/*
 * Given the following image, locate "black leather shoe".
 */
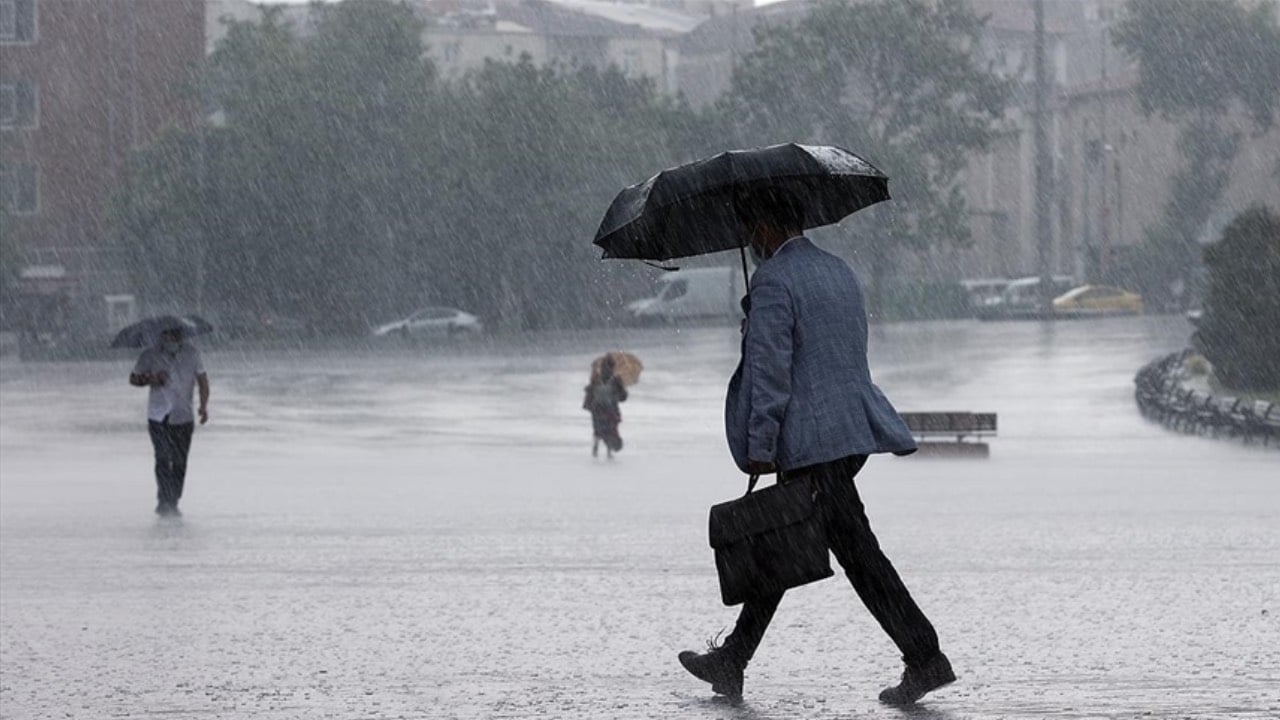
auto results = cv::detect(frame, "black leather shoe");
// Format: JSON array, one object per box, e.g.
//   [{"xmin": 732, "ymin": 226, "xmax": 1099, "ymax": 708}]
[
  {"xmin": 879, "ymin": 652, "xmax": 955, "ymax": 705},
  {"xmin": 678, "ymin": 648, "xmax": 744, "ymax": 699}
]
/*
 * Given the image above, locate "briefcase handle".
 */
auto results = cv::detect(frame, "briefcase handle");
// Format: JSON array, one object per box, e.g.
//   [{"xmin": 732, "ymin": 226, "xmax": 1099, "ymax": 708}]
[{"xmin": 747, "ymin": 468, "xmax": 805, "ymax": 495}]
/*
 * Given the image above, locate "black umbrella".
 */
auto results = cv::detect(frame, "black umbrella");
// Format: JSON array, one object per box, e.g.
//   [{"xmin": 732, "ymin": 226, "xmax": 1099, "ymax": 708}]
[
  {"xmin": 110, "ymin": 315, "xmax": 213, "ymax": 349},
  {"xmin": 593, "ymin": 143, "xmax": 890, "ymax": 264}
]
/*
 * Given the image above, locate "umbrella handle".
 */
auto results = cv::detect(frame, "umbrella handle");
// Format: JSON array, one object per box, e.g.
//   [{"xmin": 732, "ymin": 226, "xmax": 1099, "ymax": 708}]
[{"xmin": 739, "ymin": 245, "xmax": 750, "ymax": 295}]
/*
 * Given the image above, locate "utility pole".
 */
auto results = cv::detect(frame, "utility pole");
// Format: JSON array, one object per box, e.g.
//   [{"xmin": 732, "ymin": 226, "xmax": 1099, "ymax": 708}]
[
  {"xmin": 1098, "ymin": 18, "xmax": 1111, "ymax": 279},
  {"xmin": 1033, "ymin": 0, "xmax": 1054, "ymax": 316},
  {"xmin": 195, "ymin": 122, "xmax": 207, "ymax": 315}
]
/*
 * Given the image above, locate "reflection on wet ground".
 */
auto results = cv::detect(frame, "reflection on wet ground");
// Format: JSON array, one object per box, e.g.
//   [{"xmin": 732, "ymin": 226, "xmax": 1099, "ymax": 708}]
[{"xmin": 2, "ymin": 317, "xmax": 1276, "ymax": 718}]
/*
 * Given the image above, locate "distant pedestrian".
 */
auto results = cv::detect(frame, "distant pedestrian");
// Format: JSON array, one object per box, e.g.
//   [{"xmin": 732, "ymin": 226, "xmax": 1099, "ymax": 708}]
[
  {"xmin": 678, "ymin": 188, "xmax": 952, "ymax": 705},
  {"xmin": 129, "ymin": 327, "xmax": 209, "ymax": 516},
  {"xmin": 583, "ymin": 355, "xmax": 628, "ymax": 459}
]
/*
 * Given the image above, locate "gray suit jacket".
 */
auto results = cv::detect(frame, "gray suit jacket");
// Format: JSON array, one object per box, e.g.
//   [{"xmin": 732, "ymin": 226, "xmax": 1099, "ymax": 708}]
[{"xmin": 725, "ymin": 237, "xmax": 917, "ymax": 472}]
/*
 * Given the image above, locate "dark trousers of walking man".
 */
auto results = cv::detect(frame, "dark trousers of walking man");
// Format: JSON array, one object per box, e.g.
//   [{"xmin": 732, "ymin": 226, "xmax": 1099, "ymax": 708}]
[
  {"xmin": 149, "ymin": 418, "xmax": 193, "ymax": 510},
  {"xmin": 719, "ymin": 455, "xmax": 940, "ymax": 669}
]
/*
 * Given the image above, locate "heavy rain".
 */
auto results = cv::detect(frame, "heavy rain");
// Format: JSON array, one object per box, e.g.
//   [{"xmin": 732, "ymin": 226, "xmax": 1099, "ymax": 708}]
[{"xmin": 1, "ymin": 0, "xmax": 1277, "ymax": 718}]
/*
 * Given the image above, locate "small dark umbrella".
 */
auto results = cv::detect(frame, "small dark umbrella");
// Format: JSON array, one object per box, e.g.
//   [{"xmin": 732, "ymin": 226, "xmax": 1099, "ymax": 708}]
[
  {"xmin": 593, "ymin": 143, "xmax": 890, "ymax": 268},
  {"xmin": 110, "ymin": 315, "xmax": 213, "ymax": 349}
]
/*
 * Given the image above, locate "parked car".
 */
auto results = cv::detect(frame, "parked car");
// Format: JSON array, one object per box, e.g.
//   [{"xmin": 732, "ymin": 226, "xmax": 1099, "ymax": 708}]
[
  {"xmin": 626, "ymin": 267, "xmax": 744, "ymax": 324},
  {"xmin": 975, "ymin": 275, "xmax": 1075, "ymax": 320},
  {"xmin": 1052, "ymin": 285, "xmax": 1144, "ymax": 316},
  {"xmin": 372, "ymin": 306, "xmax": 483, "ymax": 338},
  {"xmin": 960, "ymin": 278, "xmax": 1012, "ymax": 313}
]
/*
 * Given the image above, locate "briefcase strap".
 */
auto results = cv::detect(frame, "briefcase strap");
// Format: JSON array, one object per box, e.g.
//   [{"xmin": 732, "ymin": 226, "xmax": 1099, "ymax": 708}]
[{"xmin": 746, "ymin": 469, "xmax": 806, "ymax": 495}]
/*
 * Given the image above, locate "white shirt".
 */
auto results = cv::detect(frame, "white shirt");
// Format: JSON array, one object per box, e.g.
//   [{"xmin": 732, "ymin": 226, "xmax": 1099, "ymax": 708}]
[{"xmin": 133, "ymin": 343, "xmax": 205, "ymax": 424}]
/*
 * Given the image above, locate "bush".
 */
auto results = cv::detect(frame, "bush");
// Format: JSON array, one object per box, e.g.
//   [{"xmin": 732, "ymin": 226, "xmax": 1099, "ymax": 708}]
[{"xmin": 1196, "ymin": 206, "xmax": 1280, "ymax": 391}]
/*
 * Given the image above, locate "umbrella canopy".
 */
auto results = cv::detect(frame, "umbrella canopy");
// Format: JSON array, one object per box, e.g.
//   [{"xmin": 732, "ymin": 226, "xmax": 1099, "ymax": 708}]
[
  {"xmin": 110, "ymin": 315, "xmax": 213, "ymax": 349},
  {"xmin": 591, "ymin": 351, "xmax": 643, "ymax": 386},
  {"xmin": 593, "ymin": 143, "xmax": 889, "ymax": 262}
]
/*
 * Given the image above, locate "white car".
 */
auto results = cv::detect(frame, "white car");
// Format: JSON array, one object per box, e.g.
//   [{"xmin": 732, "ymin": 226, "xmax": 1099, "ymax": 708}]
[{"xmin": 372, "ymin": 307, "xmax": 483, "ymax": 338}]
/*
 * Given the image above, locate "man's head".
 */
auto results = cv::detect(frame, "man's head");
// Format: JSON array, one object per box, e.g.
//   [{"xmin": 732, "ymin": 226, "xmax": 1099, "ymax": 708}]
[
  {"xmin": 160, "ymin": 327, "xmax": 185, "ymax": 352},
  {"xmin": 734, "ymin": 187, "xmax": 805, "ymax": 262}
]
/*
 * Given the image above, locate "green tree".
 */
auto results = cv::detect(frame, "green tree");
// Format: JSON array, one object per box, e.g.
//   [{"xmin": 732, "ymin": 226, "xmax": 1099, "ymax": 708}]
[
  {"xmin": 1196, "ymin": 206, "xmax": 1280, "ymax": 391},
  {"xmin": 721, "ymin": 0, "xmax": 1011, "ymax": 313},
  {"xmin": 437, "ymin": 59, "xmax": 687, "ymax": 330},
  {"xmin": 1112, "ymin": 0, "xmax": 1280, "ymax": 308},
  {"xmin": 112, "ymin": 0, "xmax": 700, "ymax": 333},
  {"xmin": 116, "ymin": 1, "xmax": 443, "ymax": 332}
]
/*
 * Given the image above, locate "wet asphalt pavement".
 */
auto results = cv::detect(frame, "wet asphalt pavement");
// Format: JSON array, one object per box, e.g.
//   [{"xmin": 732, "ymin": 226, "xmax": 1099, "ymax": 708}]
[{"xmin": 1, "ymin": 317, "xmax": 1276, "ymax": 719}]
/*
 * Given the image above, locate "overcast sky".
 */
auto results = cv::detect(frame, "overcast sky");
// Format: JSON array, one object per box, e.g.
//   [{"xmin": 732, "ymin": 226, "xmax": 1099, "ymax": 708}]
[{"xmin": 267, "ymin": 0, "xmax": 781, "ymax": 6}]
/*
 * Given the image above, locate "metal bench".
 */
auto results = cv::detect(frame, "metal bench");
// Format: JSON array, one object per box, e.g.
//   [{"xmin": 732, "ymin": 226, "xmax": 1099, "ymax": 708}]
[
  {"xmin": 1188, "ymin": 391, "xmax": 1224, "ymax": 436},
  {"xmin": 900, "ymin": 412, "xmax": 998, "ymax": 457},
  {"xmin": 1244, "ymin": 400, "xmax": 1280, "ymax": 446},
  {"xmin": 1217, "ymin": 397, "xmax": 1249, "ymax": 438},
  {"xmin": 1166, "ymin": 388, "xmax": 1196, "ymax": 432}
]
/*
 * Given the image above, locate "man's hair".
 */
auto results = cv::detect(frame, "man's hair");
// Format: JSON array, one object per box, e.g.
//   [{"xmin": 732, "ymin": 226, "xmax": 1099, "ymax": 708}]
[{"xmin": 734, "ymin": 187, "xmax": 805, "ymax": 233}]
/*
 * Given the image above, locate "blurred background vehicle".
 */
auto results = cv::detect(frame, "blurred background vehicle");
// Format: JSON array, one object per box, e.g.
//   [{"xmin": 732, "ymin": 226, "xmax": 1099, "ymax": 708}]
[
  {"xmin": 625, "ymin": 267, "xmax": 743, "ymax": 325},
  {"xmin": 1053, "ymin": 285, "xmax": 1144, "ymax": 317},
  {"xmin": 372, "ymin": 307, "xmax": 483, "ymax": 339},
  {"xmin": 960, "ymin": 278, "xmax": 1012, "ymax": 313},
  {"xmin": 975, "ymin": 275, "xmax": 1076, "ymax": 320}
]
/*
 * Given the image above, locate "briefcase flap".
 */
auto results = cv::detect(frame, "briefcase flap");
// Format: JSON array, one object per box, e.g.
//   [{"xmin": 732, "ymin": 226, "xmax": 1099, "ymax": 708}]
[{"xmin": 708, "ymin": 481, "xmax": 816, "ymax": 549}]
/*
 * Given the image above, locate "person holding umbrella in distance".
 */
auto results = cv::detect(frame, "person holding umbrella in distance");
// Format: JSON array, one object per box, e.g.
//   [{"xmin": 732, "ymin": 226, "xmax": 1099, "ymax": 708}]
[
  {"xmin": 116, "ymin": 316, "xmax": 212, "ymax": 517},
  {"xmin": 584, "ymin": 351, "xmax": 643, "ymax": 459},
  {"xmin": 594, "ymin": 144, "xmax": 953, "ymax": 706}
]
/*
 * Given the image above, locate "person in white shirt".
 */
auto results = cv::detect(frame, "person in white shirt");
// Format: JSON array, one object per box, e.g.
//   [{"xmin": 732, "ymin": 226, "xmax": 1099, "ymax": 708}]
[{"xmin": 129, "ymin": 327, "xmax": 209, "ymax": 516}]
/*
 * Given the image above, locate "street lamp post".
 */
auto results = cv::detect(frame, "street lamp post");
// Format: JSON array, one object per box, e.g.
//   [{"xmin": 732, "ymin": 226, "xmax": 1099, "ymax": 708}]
[{"xmin": 1033, "ymin": 0, "xmax": 1054, "ymax": 315}]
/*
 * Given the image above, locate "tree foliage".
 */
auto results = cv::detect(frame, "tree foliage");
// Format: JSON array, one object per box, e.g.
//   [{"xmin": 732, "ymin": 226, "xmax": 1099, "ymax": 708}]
[
  {"xmin": 1112, "ymin": 0, "xmax": 1280, "ymax": 306},
  {"xmin": 1113, "ymin": 0, "xmax": 1280, "ymax": 130},
  {"xmin": 112, "ymin": 1, "xmax": 705, "ymax": 333},
  {"xmin": 720, "ymin": 0, "xmax": 1011, "ymax": 308},
  {"xmin": 1196, "ymin": 206, "xmax": 1280, "ymax": 391}
]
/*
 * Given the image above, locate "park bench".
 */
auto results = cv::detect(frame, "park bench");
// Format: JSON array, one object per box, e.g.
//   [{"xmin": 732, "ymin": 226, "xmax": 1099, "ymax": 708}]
[
  {"xmin": 900, "ymin": 412, "xmax": 997, "ymax": 457},
  {"xmin": 1244, "ymin": 400, "xmax": 1280, "ymax": 446},
  {"xmin": 1189, "ymin": 391, "xmax": 1223, "ymax": 436},
  {"xmin": 1166, "ymin": 388, "xmax": 1196, "ymax": 432},
  {"xmin": 1217, "ymin": 397, "xmax": 1250, "ymax": 438}
]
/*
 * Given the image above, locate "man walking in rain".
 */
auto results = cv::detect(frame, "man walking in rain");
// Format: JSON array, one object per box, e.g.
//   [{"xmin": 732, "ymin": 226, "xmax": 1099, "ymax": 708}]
[
  {"xmin": 129, "ymin": 326, "xmax": 209, "ymax": 516},
  {"xmin": 678, "ymin": 189, "xmax": 953, "ymax": 705}
]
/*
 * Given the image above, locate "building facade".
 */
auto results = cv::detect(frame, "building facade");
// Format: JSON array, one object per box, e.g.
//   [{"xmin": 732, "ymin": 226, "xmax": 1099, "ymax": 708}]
[{"xmin": 1, "ymin": 0, "xmax": 204, "ymax": 350}]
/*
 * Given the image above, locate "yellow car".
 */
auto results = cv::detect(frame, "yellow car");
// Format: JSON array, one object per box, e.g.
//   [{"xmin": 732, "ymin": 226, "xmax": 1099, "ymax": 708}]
[{"xmin": 1052, "ymin": 285, "xmax": 1144, "ymax": 316}]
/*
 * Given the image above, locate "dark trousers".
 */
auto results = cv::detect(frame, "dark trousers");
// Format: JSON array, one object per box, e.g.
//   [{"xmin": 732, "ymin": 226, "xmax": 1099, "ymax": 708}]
[
  {"xmin": 721, "ymin": 455, "xmax": 941, "ymax": 668},
  {"xmin": 148, "ymin": 420, "xmax": 194, "ymax": 507}
]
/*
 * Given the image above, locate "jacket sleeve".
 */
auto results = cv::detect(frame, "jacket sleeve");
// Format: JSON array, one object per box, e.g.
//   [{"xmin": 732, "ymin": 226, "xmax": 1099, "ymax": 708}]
[{"xmin": 744, "ymin": 273, "xmax": 793, "ymax": 463}]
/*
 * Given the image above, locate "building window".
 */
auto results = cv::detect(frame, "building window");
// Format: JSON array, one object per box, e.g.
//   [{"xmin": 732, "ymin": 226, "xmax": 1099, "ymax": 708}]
[
  {"xmin": 0, "ymin": 163, "xmax": 39, "ymax": 214},
  {"xmin": 0, "ymin": 0, "xmax": 37, "ymax": 44},
  {"xmin": 0, "ymin": 79, "xmax": 38, "ymax": 129},
  {"xmin": 621, "ymin": 48, "xmax": 642, "ymax": 76},
  {"xmin": 105, "ymin": 295, "xmax": 138, "ymax": 333}
]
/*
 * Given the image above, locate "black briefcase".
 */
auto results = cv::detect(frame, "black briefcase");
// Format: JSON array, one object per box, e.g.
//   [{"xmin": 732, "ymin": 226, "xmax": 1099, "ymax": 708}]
[{"xmin": 708, "ymin": 474, "xmax": 832, "ymax": 606}]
